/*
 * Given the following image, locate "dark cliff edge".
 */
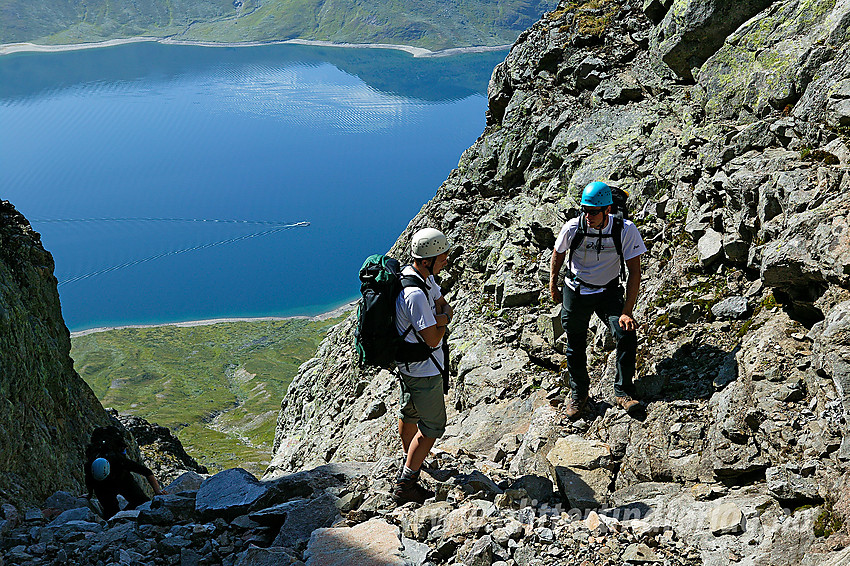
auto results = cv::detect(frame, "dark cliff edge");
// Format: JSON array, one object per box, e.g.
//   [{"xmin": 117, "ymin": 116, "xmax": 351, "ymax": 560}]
[
  {"xmin": 270, "ymin": 0, "xmax": 850, "ymax": 563},
  {"xmin": 0, "ymin": 201, "xmax": 112, "ymax": 507},
  {"xmin": 0, "ymin": 203, "xmax": 206, "ymax": 512}
]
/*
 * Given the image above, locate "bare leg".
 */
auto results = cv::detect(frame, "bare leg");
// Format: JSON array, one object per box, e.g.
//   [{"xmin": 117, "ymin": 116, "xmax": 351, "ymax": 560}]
[
  {"xmin": 399, "ymin": 419, "xmax": 418, "ymax": 455},
  {"xmin": 404, "ymin": 431, "xmax": 436, "ymax": 472}
]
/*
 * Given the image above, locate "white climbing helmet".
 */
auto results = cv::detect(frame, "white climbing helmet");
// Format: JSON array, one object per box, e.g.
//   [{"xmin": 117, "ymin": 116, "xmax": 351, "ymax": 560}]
[{"xmin": 411, "ymin": 228, "xmax": 449, "ymax": 259}]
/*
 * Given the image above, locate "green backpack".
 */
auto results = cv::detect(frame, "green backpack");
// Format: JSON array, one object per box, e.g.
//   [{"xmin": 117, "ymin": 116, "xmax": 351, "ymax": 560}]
[{"xmin": 354, "ymin": 255, "xmax": 434, "ymax": 369}]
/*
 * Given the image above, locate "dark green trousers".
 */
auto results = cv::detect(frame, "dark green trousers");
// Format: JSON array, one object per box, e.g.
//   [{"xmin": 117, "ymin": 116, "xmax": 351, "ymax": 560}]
[{"xmin": 561, "ymin": 284, "xmax": 637, "ymax": 399}]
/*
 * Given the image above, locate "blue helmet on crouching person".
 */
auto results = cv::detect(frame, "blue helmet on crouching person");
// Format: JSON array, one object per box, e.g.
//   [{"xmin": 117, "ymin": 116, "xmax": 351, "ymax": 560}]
[
  {"xmin": 91, "ymin": 457, "xmax": 111, "ymax": 481},
  {"xmin": 580, "ymin": 181, "xmax": 613, "ymax": 207}
]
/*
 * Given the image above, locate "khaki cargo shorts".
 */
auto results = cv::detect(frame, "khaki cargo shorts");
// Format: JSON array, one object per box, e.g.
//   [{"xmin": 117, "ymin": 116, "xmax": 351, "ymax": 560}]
[{"xmin": 398, "ymin": 372, "xmax": 447, "ymax": 439}]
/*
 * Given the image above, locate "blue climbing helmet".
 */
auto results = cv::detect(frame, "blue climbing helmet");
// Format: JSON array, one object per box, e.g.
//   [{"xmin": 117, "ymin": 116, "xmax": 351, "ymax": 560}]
[
  {"xmin": 91, "ymin": 457, "xmax": 111, "ymax": 481},
  {"xmin": 580, "ymin": 181, "xmax": 613, "ymax": 207}
]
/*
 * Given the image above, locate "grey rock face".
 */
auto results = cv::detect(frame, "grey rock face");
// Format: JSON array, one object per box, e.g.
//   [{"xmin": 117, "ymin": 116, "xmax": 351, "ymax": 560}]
[
  {"xmin": 267, "ymin": 0, "xmax": 850, "ymax": 555},
  {"xmin": 651, "ymin": 0, "xmax": 774, "ymax": 80},
  {"xmin": 827, "ymin": 79, "xmax": 850, "ymax": 126},
  {"xmin": 765, "ymin": 466, "xmax": 821, "ymax": 504},
  {"xmin": 811, "ymin": 299, "xmax": 850, "ymax": 412},
  {"xmin": 702, "ymin": 0, "xmax": 850, "ymax": 120},
  {"xmin": 711, "ymin": 296, "xmax": 750, "ymax": 320}
]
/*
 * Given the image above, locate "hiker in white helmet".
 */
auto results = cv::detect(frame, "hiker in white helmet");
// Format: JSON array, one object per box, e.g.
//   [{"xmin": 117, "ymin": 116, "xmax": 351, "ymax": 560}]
[
  {"xmin": 550, "ymin": 181, "xmax": 647, "ymax": 420},
  {"xmin": 392, "ymin": 227, "xmax": 454, "ymax": 504}
]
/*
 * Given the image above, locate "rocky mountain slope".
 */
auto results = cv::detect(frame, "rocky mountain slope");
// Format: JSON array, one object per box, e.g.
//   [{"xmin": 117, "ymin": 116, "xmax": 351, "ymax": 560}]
[
  {"xmin": 0, "ymin": 201, "xmax": 112, "ymax": 507},
  {"xmin": 268, "ymin": 0, "xmax": 850, "ymax": 563}
]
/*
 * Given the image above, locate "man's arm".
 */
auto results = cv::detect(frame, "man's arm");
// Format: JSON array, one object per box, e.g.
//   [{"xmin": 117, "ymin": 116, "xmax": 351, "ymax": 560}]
[
  {"xmin": 619, "ymin": 255, "xmax": 641, "ymax": 331},
  {"xmin": 146, "ymin": 475, "xmax": 164, "ymax": 496},
  {"xmin": 435, "ymin": 296, "xmax": 453, "ymax": 327},
  {"xmin": 550, "ymin": 250, "xmax": 566, "ymax": 303},
  {"xmin": 405, "ymin": 290, "xmax": 446, "ymax": 348},
  {"xmin": 418, "ymin": 323, "xmax": 446, "ymax": 348}
]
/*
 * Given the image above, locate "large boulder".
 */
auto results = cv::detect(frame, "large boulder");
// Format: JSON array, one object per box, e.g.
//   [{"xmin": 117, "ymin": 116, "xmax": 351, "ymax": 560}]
[
  {"xmin": 304, "ymin": 519, "xmax": 407, "ymax": 566},
  {"xmin": 195, "ymin": 468, "xmax": 273, "ymax": 521},
  {"xmin": 271, "ymin": 494, "xmax": 341, "ymax": 548},
  {"xmin": 546, "ymin": 435, "xmax": 615, "ymax": 509},
  {"xmin": 651, "ymin": 0, "xmax": 773, "ymax": 80}
]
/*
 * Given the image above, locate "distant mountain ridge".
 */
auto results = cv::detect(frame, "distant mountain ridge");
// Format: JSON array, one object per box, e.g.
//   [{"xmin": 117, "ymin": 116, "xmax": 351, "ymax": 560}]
[{"xmin": 0, "ymin": 0, "xmax": 558, "ymax": 50}]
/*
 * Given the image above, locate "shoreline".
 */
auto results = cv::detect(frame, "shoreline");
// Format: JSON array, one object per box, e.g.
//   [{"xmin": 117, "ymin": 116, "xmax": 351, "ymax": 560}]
[
  {"xmin": 69, "ymin": 300, "xmax": 357, "ymax": 338},
  {"xmin": 0, "ymin": 36, "xmax": 511, "ymax": 58}
]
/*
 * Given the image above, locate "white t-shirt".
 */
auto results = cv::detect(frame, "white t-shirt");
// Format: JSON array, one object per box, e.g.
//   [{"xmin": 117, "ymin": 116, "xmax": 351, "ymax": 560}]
[
  {"xmin": 394, "ymin": 265, "xmax": 445, "ymax": 377},
  {"xmin": 554, "ymin": 215, "xmax": 647, "ymax": 294}
]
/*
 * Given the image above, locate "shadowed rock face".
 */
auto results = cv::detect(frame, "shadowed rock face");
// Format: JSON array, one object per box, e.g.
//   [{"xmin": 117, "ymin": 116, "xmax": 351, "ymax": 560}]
[
  {"xmin": 0, "ymin": 201, "xmax": 110, "ymax": 506},
  {"xmin": 114, "ymin": 411, "xmax": 209, "ymax": 485}
]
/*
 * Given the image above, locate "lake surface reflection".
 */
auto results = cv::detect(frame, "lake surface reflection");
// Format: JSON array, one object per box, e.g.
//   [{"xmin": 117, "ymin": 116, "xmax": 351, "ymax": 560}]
[{"xmin": 0, "ymin": 42, "xmax": 503, "ymax": 330}]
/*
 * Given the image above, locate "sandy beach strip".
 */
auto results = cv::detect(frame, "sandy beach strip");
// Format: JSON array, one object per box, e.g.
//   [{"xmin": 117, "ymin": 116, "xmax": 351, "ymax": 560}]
[
  {"xmin": 69, "ymin": 300, "xmax": 357, "ymax": 338},
  {"xmin": 0, "ymin": 37, "xmax": 158, "ymax": 56},
  {"xmin": 0, "ymin": 36, "xmax": 510, "ymax": 58}
]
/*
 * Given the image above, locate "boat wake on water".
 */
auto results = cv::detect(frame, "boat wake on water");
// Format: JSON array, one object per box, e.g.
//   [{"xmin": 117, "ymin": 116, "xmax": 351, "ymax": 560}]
[{"xmin": 29, "ymin": 217, "xmax": 311, "ymax": 286}]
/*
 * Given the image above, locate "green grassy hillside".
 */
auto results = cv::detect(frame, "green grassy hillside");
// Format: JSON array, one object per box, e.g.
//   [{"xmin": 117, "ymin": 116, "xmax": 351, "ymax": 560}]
[
  {"xmin": 0, "ymin": 0, "xmax": 556, "ymax": 50},
  {"xmin": 71, "ymin": 316, "xmax": 347, "ymax": 476}
]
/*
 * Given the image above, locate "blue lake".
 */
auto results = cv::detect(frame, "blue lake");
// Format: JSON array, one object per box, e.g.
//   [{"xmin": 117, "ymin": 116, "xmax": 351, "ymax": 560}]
[{"xmin": 0, "ymin": 42, "xmax": 502, "ymax": 331}]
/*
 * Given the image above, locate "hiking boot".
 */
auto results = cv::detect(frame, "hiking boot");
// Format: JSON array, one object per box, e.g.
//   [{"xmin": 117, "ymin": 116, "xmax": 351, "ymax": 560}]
[
  {"xmin": 391, "ymin": 479, "xmax": 434, "ymax": 505},
  {"xmin": 562, "ymin": 396, "xmax": 588, "ymax": 420},
  {"xmin": 615, "ymin": 395, "xmax": 641, "ymax": 414}
]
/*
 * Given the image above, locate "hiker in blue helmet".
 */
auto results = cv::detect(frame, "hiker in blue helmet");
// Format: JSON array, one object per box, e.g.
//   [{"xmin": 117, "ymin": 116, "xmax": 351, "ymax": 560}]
[
  {"xmin": 392, "ymin": 227, "xmax": 454, "ymax": 505},
  {"xmin": 84, "ymin": 425, "xmax": 164, "ymax": 519},
  {"xmin": 549, "ymin": 181, "xmax": 648, "ymax": 420}
]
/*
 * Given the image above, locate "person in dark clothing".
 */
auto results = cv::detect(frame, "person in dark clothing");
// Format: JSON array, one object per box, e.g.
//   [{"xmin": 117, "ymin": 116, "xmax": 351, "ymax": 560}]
[
  {"xmin": 84, "ymin": 426, "xmax": 164, "ymax": 519},
  {"xmin": 549, "ymin": 181, "xmax": 647, "ymax": 420}
]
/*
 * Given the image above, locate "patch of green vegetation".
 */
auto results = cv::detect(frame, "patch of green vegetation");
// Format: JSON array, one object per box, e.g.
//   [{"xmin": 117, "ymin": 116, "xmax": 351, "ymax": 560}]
[
  {"xmin": 545, "ymin": 0, "xmax": 619, "ymax": 38},
  {"xmin": 736, "ymin": 293, "xmax": 778, "ymax": 338},
  {"xmin": 71, "ymin": 316, "xmax": 346, "ymax": 476},
  {"xmin": 814, "ymin": 506, "xmax": 844, "ymax": 538},
  {"xmin": 575, "ymin": 0, "xmax": 619, "ymax": 37},
  {"xmin": 802, "ymin": 148, "xmax": 840, "ymax": 165},
  {"xmin": 760, "ymin": 293, "xmax": 778, "ymax": 309},
  {"xmin": 654, "ymin": 312, "xmax": 672, "ymax": 330},
  {"xmin": 828, "ymin": 124, "xmax": 850, "ymax": 141},
  {"xmin": 666, "ymin": 204, "xmax": 688, "ymax": 224}
]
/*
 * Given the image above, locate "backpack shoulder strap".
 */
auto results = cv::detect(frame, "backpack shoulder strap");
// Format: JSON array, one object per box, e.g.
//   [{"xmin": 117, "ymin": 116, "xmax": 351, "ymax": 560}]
[
  {"xmin": 567, "ymin": 216, "xmax": 587, "ymax": 269},
  {"xmin": 400, "ymin": 272, "xmax": 429, "ymax": 293},
  {"xmin": 612, "ymin": 216, "xmax": 625, "ymax": 279},
  {"xmin": 398, "ymin": 272, "xmax": 431, "ymax": 336}
]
